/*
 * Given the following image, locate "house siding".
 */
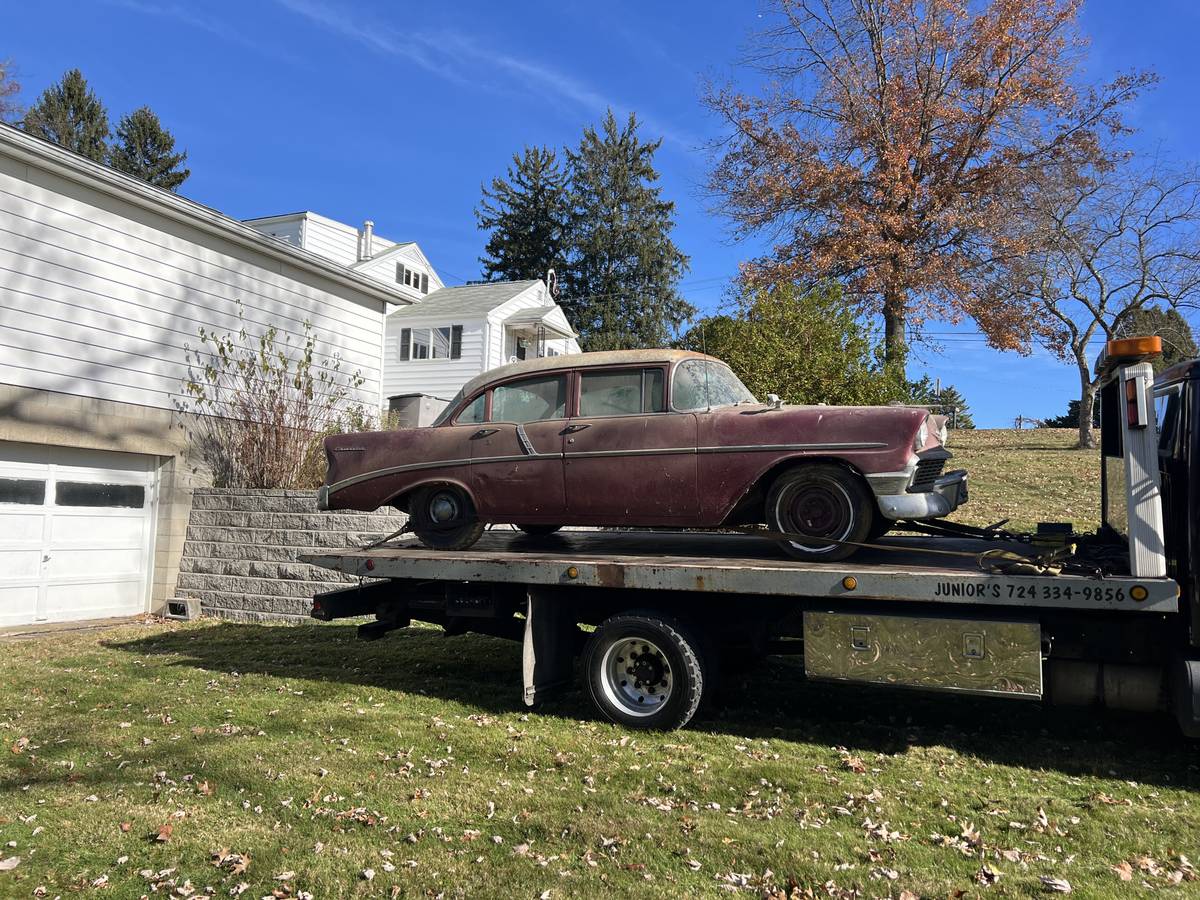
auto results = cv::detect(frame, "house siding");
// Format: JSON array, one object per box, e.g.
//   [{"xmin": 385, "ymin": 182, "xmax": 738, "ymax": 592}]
[
  {"xmin": 486, "ymin": 285, "xmax": 578, "ymax": 367},
  {"xmin": 382, "ymin": 314, "xmax": 487, "ymax": 402},
  {"xmin": 0, "ymin": 154, "xmax": 385, "ymax": 414}
]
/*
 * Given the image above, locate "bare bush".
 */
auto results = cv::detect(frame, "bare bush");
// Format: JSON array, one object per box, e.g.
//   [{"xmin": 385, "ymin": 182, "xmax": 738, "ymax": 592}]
[{"xmin": 178, "ymin": 304, "xmax": 371, "ymax": 489}]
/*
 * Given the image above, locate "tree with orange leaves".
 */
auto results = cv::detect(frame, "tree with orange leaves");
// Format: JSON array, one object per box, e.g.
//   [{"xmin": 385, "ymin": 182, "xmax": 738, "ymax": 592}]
[{"xmin": 705, "ymin": 0, "xmax": 1153, "ymax": 371}]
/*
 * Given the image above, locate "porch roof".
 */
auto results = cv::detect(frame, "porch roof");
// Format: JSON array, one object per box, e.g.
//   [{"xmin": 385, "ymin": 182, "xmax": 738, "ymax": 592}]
[{"xmin": 501, "ymin": 305, "xmax": 577, "ymax": 339}]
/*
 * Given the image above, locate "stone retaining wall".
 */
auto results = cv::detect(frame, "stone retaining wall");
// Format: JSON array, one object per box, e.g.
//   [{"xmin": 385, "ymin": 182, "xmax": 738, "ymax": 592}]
[{"xmin": 175, "ymin": 488, "xmax": 407, "ymax": 622}]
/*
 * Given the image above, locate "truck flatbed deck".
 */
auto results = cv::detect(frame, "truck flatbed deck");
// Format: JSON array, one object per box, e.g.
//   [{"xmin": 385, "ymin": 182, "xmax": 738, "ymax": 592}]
[{"xmin": 301, "ymin": 529, "xmax": 1178, "ymax": 614}]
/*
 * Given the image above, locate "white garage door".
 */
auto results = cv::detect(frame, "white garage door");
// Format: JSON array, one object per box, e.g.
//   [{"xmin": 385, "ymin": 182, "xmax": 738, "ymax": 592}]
[{"xmin": 0, "ymin": 442, "xmax": 157, "ymax": 627}]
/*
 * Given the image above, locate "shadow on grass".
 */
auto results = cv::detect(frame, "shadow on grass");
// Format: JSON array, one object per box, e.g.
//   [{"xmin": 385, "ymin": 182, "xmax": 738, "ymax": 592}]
[{"xmin": 107, "ymin": 622, "xmax": 1198, "ymax": 790}]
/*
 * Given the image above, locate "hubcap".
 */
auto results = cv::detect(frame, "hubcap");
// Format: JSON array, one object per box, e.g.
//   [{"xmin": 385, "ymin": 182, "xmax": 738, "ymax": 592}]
[
  {"xmin": 599, "ymin": 637, "xmax": 673, "ymax": 717},
  {"xmin": 778, "ymin": 478, "xmax": 853, "ymax": 553},
  {"xmin": 428, "ymin": 490, "xmax": 462, "ymax": 524}
]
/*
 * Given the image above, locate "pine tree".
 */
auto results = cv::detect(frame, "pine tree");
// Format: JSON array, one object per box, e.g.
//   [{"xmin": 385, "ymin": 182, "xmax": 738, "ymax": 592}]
[
  {"xmin": 109, "ymin": 106, "xmax": 190, "ymax": 191},
  {"xmin": 932, "ymin": 385, "xmax": 975, "ymax": 429},
  {"xmin": 562, "ymin": 110, "xmax": 692, "ymax": 350},
  {"xmin": 476, "ymin": 146, "xmax": 569, "ymax": 283},
  {"xmin": 1116, "ymin": 306, "xmax": 1198, "ymax": 373},
  {"xmin": 21, "ymin": 68, "xmax": 109, "ymax": 162}
]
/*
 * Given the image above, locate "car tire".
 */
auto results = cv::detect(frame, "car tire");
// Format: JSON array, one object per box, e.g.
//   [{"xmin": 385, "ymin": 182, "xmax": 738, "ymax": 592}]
[
  {"xmin": 866, "ymin": 515, "xmax": 891, "ymax": 542},
  {"xmin": 766, "ymin": 464, "xmax": 873, "ymax": 561},
  {"xmin": 584, "ymin": 612, "xmax": 706, "ymax": 730},
  {"xmin": 516, "ymin": 524, "xmax": 563, "ymax": 537},
  {"xmin": 410, "ymin": 484, "xmax": 485, "ymax": 551}
]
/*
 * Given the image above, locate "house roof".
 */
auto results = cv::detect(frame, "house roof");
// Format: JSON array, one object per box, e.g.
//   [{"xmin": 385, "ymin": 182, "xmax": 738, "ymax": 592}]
[
  {"xmin": 386, "ymin": 280, "xmax": 542, "ymax": 320},
  {"xmin": 0, "ymin": 124, "xmax": 412, "ymax": 308},
  {"xmin": 502, "ymin": 305, "xmax": 577, "ymax": 339}
]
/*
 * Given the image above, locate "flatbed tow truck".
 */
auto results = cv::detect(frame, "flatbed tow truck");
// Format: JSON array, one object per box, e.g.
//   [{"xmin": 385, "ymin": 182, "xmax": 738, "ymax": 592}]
[{"xmin": 302, "ymin": 339, "xmax": 1200, "ymax": 735}]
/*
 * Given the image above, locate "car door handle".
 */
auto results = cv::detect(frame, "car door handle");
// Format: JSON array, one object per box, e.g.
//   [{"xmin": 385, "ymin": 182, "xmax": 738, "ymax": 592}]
[
  {"xmin": 471, "ymin": 428, "xmax": 499, "ymax": 439},
  {"xmin": 562, "ymin": 423, "xmax": 591, "ymax": 434}
]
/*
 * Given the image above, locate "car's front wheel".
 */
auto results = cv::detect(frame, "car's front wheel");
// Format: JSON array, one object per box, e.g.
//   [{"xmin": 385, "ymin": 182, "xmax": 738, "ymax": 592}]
[
  {"xmin": 410, "ymin": 484, "xmax": 485, "ymax": 551},
  {"xmin": 766, "ymin": 464, "xmax": 873, "ymax": 561}
]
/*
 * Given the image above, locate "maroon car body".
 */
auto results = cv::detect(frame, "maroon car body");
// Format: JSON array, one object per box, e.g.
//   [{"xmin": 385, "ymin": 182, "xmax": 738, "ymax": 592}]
[{"xmin": 319, "ymin": 350, "xmax": 967, "ymax": 558}]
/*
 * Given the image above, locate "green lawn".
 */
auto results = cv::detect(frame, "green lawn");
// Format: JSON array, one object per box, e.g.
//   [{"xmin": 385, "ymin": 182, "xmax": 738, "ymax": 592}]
[
  {"xmin": 1, "ymin": 428, "xmax": 1197, "ymax": 899},
  {"xmin": 1, "ymin": 620, "xmax": 1197, "ymax": 899}
]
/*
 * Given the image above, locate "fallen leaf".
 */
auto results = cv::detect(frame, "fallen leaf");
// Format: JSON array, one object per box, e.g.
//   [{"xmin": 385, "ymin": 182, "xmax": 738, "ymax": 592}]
[
  {"xmin": 119, "ymin": 822, "xmax": 132, "ymax": 833},
  {"xmin": 0, "ymin": 857, "xmax": 19, "ymax": 871},
  {"xmin": 841, "ymin": 756, "xmax": 867, "ymax": 774},
  {"xmin": 153, "ymin": 823, "xmax": 173, "ymax": 843},
  {"xmin": 10, "ymin": 738, "xmax": 29, "ymax": 754},
  {"xmin": 1040, "ymin": 875, "xmax": 1072, "ymax": 893},
  {"xmin": 1112, "ymin": 861, "xmax": 1133, "ymax": 881}
]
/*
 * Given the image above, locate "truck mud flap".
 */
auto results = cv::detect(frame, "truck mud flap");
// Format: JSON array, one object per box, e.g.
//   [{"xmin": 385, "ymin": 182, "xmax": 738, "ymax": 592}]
[
  {"xmin": 522, "ymin": 589, "xmax": 577, "ymax": 707},
  {"xmin": 803, "ymin": 611, "xmax": 1042, "ymax": 698}
]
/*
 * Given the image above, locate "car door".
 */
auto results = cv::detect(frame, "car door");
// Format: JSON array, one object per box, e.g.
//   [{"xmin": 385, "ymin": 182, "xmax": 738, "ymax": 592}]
[
  {"xmin": 469, "ymin": 373, "xmax": 568, "ymax": 520},
  {"xmin": 563, "ymin": 366, "xmax": 699, "ymax": 522}
]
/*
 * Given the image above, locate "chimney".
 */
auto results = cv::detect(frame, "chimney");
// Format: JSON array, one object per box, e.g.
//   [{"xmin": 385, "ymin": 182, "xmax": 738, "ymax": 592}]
[{"xmin": 359, "ymin": 219, "xmax": 374, "ymax": 261}]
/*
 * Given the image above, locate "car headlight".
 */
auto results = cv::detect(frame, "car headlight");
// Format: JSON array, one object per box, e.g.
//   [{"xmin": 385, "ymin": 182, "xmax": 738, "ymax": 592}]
[
  {"xmin": 929, "ymin": 414, "xmax": 949, "ymax": 447},
  {"xmin": 913, "ymin": 418, "xmax": 929, "ymax": 452}
]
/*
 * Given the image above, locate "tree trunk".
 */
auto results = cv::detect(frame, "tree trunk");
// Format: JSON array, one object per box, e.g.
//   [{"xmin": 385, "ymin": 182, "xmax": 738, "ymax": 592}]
[
  {"xmin": 882, "ymin": 291, "xmax": 907, "ymax": 373},
  {"xmin": 1078, "ymin": 377, "xmax": 1099, "ymax": 450}
]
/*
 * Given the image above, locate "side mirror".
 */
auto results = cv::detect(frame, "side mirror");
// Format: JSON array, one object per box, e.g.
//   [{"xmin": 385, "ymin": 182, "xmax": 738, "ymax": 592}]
[{"xmin": 767, "ymin": 393, "xmax": 783, "ymax": 409}]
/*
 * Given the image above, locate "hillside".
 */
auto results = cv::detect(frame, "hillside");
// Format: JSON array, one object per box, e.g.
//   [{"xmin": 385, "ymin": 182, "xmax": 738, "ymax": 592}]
[{"xmin": 940, "ymin": 428, "xmax": 1101, "ymax": 533}]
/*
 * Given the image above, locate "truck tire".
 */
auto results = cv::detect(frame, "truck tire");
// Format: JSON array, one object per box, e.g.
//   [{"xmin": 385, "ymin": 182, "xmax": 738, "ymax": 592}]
[
  {"xmin": 584, "ymin": 612, "xmax": 706, "ymax": 730},
  {"xmin": 410, "ymin": 485, "xmax": 485, "ymax": 551},
  {"xmin": 766, "ymin": 464, "xmax": 873, "ymax": 561},
  {"xmin": 517, "ymin": 524, "xmax": 563, "ymax": 537}
]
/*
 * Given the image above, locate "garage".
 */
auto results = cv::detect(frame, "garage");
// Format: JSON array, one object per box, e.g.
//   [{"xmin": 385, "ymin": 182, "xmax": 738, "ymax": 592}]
[{"xmin": 0, "ymin": 442, "xmax": 158, "ymax": 627}]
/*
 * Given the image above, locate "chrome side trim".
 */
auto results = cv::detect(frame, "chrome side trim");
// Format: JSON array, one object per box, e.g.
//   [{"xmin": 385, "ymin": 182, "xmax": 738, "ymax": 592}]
[
  {"xmin": 324, "ymin": 441, "xmax": 892, "ymax": 498},
  {"xmin": 515, "ymin": 424, "xmax": 536, "ymax": 456}
]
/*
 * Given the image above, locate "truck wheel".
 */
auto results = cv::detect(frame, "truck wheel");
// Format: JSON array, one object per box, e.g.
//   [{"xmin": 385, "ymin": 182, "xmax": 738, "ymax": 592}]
[
  {"xmin": 410, "ymin": 485, "xmax": 485, "ymax": 550},
  {"xmin": 767, "ymin": 464, "xmax": 872, "ymax": 561},
  {"xmin": 584, "ymin": 613, "xmax": 706, "ymax": 730},
  {"xmin": 517, "ymin": 524, "xmax": 563, "ymax": 537}
]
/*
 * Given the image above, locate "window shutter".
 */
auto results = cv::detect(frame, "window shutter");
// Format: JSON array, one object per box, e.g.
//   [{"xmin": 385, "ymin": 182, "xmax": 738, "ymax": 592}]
[
  {"xmin": 399, "ymin": 328, "xmax": 411, "ymax": 361},
  {"xmin": 421, "ymin": 273, "xmax": 429, "ymax": 293},
  {"xmin": 450, "ymin": 325, "xmax": 462, "ymax": 359}
]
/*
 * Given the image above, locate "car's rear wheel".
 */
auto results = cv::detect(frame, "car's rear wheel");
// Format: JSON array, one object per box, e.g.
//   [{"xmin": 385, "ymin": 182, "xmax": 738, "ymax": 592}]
[
  {"xmin": 410, "ymin": 484, "xmax": 485, "ymax": 550},
  {"xmin": 766, "ymin": 464, "xmax": 873, "ymax": 561},
  {"xmin": 584, "ymin": 612, "xmax": 706, "ymax": 730},
  {"xmin": 516, "ymin": 524, "xmax": 563, "ymax": 537}
]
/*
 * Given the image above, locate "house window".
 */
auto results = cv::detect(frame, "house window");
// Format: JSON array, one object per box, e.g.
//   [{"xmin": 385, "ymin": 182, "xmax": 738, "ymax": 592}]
[
  {"xmin": 398, "ymin": 325, "xmax": 464, "ymax": 361},
  {"xmin": 421, "ymin": 273, "xmax": 429, "ymax": 293}
]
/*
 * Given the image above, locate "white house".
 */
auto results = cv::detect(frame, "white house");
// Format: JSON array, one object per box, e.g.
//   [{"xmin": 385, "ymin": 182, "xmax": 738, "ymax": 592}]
[
  {"xmin": 0, "ymin": 123, "xmax": 581, "ymax": 628},
  {"xmin": 382, "ymin": 279, "xmax": 581, "ymax": 424}
]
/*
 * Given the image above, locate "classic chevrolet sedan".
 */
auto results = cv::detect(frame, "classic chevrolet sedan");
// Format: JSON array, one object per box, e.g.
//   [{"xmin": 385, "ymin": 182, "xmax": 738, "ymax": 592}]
[{"xmin": 319, "ymin": 350, "xmax": 967, "ymax": 560}]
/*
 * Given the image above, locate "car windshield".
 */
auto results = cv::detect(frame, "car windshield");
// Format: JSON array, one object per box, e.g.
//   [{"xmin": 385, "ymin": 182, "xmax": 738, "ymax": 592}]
[{"xmin": 672, "ymin": 359, "xmax": 758, "ymax": 411}]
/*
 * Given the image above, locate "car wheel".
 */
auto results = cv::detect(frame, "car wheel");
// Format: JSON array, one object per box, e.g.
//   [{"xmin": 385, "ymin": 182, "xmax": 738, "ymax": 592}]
[
  {"xmin": 410, "ymin": 485, "xmax": 485, "ymax": 551},
  {"xmin": 766, "ymin": 464, "xmax": 872, "ymax": 561},
  {"xmin": 866, "ymin": 515, "xmax": 891, "ymax": 542},
  {"xmin": 584, "ymin": 612, "xmax": 706, "ymax": 730},
  {"xmin": 516, "ymin": 524, "xmax": 563, "ymax": 537}
]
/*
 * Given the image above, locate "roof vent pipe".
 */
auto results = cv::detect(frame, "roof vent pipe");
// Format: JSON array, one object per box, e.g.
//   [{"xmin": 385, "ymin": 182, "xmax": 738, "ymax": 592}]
[{"xmin": 360, "ymin": 220, "xmax": 375, "ymax": 261}]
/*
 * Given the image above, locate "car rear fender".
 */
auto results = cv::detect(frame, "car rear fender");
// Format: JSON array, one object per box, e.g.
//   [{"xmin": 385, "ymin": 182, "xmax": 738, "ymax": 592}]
[
  {"xmin": 718, "ymin": 455, "xmax": 873, "ymax": 526},
  {"xmin": 383, "ymin": 476, "xmax": 477, "ymax": 516}
]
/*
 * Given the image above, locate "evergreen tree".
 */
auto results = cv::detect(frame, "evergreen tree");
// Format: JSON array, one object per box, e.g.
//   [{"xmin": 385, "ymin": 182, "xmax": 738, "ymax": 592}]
[
  {"xmin": 476, "ymin": 146, "xmax": 569, "ymax": 282},
  {"xmin": 1040, "ymin": 399, "xmax": 1101, "ymax": 430},
  {"xmin": 562, "ymin": 110, "xmax": 692, "ymax": 350},
  {"xmin": 931, "ymin": 385, "xmax": 975, "ymax": 429},
  {"xmin": 1116, "ymin": 306, "xmax": 1198, "ymax": 373},
  {"xmin": 21, "ymin": 68, "xmax": 109, "ymax": 162},
  {"xmin": 109, "ymin": 106, "xmax": 190, "ymax": 191}
]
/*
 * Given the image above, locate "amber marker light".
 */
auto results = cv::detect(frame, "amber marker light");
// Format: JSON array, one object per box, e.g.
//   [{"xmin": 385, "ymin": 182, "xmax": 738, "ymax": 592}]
[
  {"xmin": 1130, "ymin": 585, "xmax": 1149, "ymax": 602},
  {"xmin": 566, "ymin": 566, "xmax": 579, "ymax": 579},
  {"xmin": 1105, "ymin": 335, "xmax": 1162, "ymax": 359},
  {"xmin": 842, "ymin": 576, "xmax": 858, "ymax": 591}
]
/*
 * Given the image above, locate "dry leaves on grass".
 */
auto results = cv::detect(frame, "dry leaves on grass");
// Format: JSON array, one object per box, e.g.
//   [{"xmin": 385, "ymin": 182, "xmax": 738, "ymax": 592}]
[
  {"xmin": 211, "ymin": 848, "xmax": 251, "ymax": 877},
  {"xmin": 1040, "ymin": 875, "xmax": 1073, "ymax": 893},
  {"xmin": 0, "ymin": 856, "xmax": 20, "ymax": 871}
]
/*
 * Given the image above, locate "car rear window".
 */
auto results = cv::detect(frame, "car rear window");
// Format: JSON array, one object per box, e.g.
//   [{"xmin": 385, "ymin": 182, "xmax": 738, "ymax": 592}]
[
  {"xmin": 491, "ymin": 375, "xmax": 567, "ymax": 423},
  {"xmin": 579, "ymin": 368, "xmax": 665, "ymax": 417}
]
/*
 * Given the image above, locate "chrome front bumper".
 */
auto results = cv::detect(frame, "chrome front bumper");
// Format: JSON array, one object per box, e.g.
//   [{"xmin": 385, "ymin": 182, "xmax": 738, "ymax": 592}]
[{"xmin": 867, "ymin": 463, "xmax": 969, "ymax": 521}]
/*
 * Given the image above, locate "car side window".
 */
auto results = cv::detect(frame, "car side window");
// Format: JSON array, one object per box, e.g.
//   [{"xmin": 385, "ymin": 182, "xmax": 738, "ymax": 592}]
[
  {"xmin": 491, "ymin": 375, "xmax": 567, "ymax": 423},
  {"xmin": 579, "ymin": 368, "xmax": 666, "ymax": 417},
  {"xmin": 456, "ymin": 393, "xmax": 486, "ymax": 425}
]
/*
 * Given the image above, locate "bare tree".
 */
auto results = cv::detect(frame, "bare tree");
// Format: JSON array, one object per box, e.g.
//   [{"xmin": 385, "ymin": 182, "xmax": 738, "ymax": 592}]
[
  {"xmin": 978, "ymin": 162, "xmax": 1200, "ymax": 448},
  {"xmin": 0, "ymin": 59, "xmax": 21, "ymax": 122}
]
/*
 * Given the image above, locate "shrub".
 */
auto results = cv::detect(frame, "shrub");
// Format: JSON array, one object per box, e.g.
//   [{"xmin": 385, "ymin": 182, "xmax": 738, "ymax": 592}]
[{"xmin": 179, "ymin": 304, "xmax": 371, "ymax": 489}]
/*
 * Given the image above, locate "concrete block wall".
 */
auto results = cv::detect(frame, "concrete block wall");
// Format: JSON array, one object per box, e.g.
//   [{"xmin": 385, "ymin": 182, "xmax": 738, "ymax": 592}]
[{"xmin": 176, "ymin": 488, "xmax": 408, "ymax": 622}]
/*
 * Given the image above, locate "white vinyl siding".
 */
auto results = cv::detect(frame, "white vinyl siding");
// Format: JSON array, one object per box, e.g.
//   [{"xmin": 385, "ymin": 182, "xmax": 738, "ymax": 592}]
[
  {"xmin": 0, "ymin": 153, "xmax": 386, "ymax": 413},
  {"xmin": 486, "ymin": 286, "xmax": 580, "ymax": 367},
  {"xmin": 382, "ymin": 314, "xmax": 485, "ymax": 401}
]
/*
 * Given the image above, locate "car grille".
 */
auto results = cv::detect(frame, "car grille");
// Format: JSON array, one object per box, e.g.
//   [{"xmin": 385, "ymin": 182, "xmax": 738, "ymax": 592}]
[{"xmin": 911, "ymin": 457, "xmax": 945, "ymax": 491}]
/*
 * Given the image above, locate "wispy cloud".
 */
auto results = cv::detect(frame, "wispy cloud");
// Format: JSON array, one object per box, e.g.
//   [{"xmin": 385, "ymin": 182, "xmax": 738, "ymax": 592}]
[
  {"xmin": 102, "ymin": 0, "xmax": 303, "ymax": 65},
  {"xmin": 273, "ymin": 0, "xmax": 700, "ymax": 150}
]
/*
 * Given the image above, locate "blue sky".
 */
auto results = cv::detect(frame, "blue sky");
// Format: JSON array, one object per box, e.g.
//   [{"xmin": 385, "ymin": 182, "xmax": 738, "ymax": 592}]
[{"xmin": 6, "ymin": 0, "xmax": 1199, "ymax": 426}]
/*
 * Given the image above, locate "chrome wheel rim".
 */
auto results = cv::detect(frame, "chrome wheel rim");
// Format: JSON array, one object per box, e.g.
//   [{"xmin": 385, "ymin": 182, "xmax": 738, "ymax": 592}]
[
  {"xmin": 599, "ymin": 637, "xmax": 673, "ymax": 717},
  {"xmin": 776, "ymin": 478, "xmax": 853, "ymax": 553}
]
